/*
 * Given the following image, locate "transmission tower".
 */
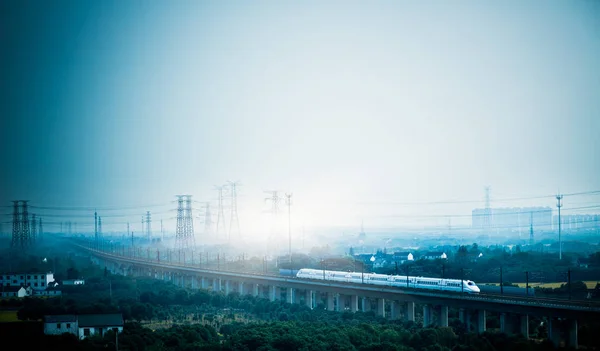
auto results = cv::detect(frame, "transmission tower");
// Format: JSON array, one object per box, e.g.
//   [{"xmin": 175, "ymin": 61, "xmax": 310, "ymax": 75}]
[
  {"xmin": 483, "ymin": 186, "xmax": 492, "ymax": 239},
  {"xmin": 11, "ymin": 201, "xmax": 21, "ymax": 248},
  {"xmin": 175, "ymin": 195, "xmax": 194, "ymax": 250},
  {"xmin": 184, "ymin": 195, "xmax": 195, "ymax": 247},
  {"xmin": 38, "ymin": 217, "xmax": 43, "ymax": 242},
  {"xmin": 529, "ymin": 211, "xmax": 534, "ymax": 245},
  {"xmin": 21, "ymin": 201, "xmax": 31, "ymax": 248},
  {"xmin": 145, "ymin": 211, "xmax": 152, "ymax": 241},
  {"xmin": 94, "ymin": 211, "xmax": 98, "ymax": 245},
  {"xmin": 556, "ymin": 193, "xmax": 563, "ymax": 260},
  {"xmin": 227, "ymin": 181, "xmax": 241, "ymax": 241},
  {"xmin": 215, "ymin": 186, "xmax": 227, "ymax": 238},
  {"xmin": 160, "ymin": 219, "xmax": 164, "ymax": 240},
  {"xmin": 31, "ymin": 214, "xmax": 37, "ymax": 245},
  {"xmin": 98, "ymin": 217, "xmax": 102, "ymax": 237}
]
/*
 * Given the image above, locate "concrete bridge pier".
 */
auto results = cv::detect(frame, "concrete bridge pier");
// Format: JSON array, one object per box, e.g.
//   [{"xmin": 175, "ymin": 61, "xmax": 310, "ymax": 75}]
[
  {"xmin": 269, "ymin": 286, "xmax": 279, "ymax": 302},
  {"xmin": 476, "ymin": 310, "xmax": 487, "ymax": 334},
  {"xmin": 350, "ymin": 295, "xmax": 359, "ymax": 313},
  {"xmin": 520, "ymin": 315, "xmax": 529, "ymax": 339},
  {"xmin": 224, "ymin": 280, "xmax": 231, "ymax": 295},
  {"xmin": 377, "ymin": 298, "xmax": 385, "ymax": 317},
  {"xmin": 390, "ymin": 301, "xmax": 401, "ymax": 320},
  {"xmin": 239, "ymin": 282, "xmax": 245, "ymax": 295},
  {"xmin": 459, "ymin": 308, "xmax": 465, "ymax": 324},
  {"xmin": 305, "ymin": 290, "xmax": 313, "ymax": 309},
  {"xmin": 406, "ymin": 301, "xmax": 415, "ymax": 322},
  {"xmin": 568, "ymin": 319, "xmax": 578, "ymax": 349},
  {"xmin": 362, "ymin": 298, "xmax": 371, "ymax": 312},
  {"xmin": 201, "ymin": 277, "xmax": 207, "ymax": 289},
  {"xmin": 439, "ymin": 305, "xmax": 449, "ymax": 327},
  {"xmin": 252, "ymin": 284, "xmax": 259, "ymax": 297},
  {"xmin": 548, "ymin": 317, "xmax": 561, "ymax": 348},
  {"xmin": 327, "ymin": 292, "xmax": 335, "ymax": 311},
  {"xmin": 423, "ymin": 305, "xmax": 432, "ymax": 327},
  {"xmin": 191, "ymin": 276, "xmax": 197, "ymax": 289},
  {"xmin": 286, "ymin": 288, "xmax": 294, "ymax": 304}
]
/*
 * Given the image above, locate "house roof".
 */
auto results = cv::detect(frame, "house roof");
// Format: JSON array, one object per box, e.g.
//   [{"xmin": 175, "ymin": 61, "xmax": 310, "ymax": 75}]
[
  {"xmin": 45, "ymin": 315, "xmax": 77, "ymax": 323},
  {"xmin": 78, "ymin": 314, "xmax": 123, "ymax": 327}
]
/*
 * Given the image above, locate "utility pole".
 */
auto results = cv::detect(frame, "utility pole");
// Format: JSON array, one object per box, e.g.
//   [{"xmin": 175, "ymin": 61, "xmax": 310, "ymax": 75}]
[
  {"xmin": 525, "ymin": 271, "xmax": 529, "ymax": 296},
  {"xmin": 556, "ymin": 194, "xmax": 563, "ymax": 260},
  {"xmin": 529, "ymin": 211, "xmax": 534, "ymax": 245},
  {"xmin": 161, "ymin": 219, "xmax": 164, "ymax": 241},
  {"xmin": 215, "ymin": 185, "xmax": 227, "ymax": 239},
  {"xmin": 285, "ymin": 193, "xmax": 293, "ymax": 264},
  {"xmin": 94, "ymin": 211, "xmax": 98, "ymax": 246},
  {"xmin": 145, "ymin": 211, "xmax": 151, "ymax": 241}
]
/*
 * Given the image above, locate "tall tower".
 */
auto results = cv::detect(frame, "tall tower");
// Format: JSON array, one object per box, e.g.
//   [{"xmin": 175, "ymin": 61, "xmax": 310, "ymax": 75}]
[
  {"xmin": 556, "ymin": 193, "xmax": 563, "ymax": 260},
  {"xmin": 94, "ymin": 211, "xmax": 98, "ymax": 244},
  {"xmin": 175, "ymin": 195, "xmax": 195, "ymax": 250},
  {"xmin": 21, "ymin": 201, "xmax": 31, "ymax": 248},
  {"xmin": 215, "ymin": 186, "xmax": 227, "ymax": 238},
  {"xmin": 483, "ymin": 186, "xmax": 492, "ymax": 239},
  {"xmin": 145, "ymin": 211, "xmax": 152, "ymax": 241},
  {"xmin": 98, "ymin": 217, "xmax": 102, "ymax": 238},
  {"xmin": 31, "ymin": 214, "xmax": 37, "ymax": 245},
  {"xmin": 38, "ymin": 217, "xmax": 43, "ymax": 242},
  {"xmin": 184, "ymin": 195, "xmax": 195, "ymax": 247},
  {"xmin": 529, "ymin": 211, "xmax": 534, "ymax": 245},
  {"xmin": 11, "ymin": 201, "xmax": 21, "ymax": 248},
  {"xmin": 227, "ymin": 181, "xmax": 241, "ymax": 241}
]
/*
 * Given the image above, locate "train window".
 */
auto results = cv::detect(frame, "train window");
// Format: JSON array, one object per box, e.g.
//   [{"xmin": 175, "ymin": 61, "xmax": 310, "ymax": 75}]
[{"xmin": 467, "ymin": 282, "xmax": 474, "ymax": 286}]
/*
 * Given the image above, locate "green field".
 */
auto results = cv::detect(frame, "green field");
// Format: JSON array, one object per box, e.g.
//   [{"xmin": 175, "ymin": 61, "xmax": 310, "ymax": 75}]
[{"xmin": 0, "ymin": 310, "xmax": 19, "ymax": 322}]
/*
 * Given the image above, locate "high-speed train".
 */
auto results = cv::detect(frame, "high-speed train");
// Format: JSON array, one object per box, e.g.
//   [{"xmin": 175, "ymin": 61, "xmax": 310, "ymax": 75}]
[{"xmin": 295, "ymin": 268, "xmax": 480, "ymax": 294}]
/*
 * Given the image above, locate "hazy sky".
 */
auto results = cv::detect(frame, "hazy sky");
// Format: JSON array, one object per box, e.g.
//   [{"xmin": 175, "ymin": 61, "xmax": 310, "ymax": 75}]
[{"xmin": 1, "ymin": 1, "xmax": 599, "ymax": 236}]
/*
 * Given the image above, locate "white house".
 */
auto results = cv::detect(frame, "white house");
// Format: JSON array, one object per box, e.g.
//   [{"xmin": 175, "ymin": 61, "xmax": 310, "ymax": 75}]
[
  {"xmin": 44, "ymin": 315, "xmax": 78, "ymax": 335},
  {"xmin": 0, "ymin": 286, "xmax": 29, "ymax": 298},
  {"xmin": 78, "ymin": 314, "xmax": 124, "ymax": 339},
  {"xmin": 0, "ymin": 272, "xmax": 55, "ymax": 290}
]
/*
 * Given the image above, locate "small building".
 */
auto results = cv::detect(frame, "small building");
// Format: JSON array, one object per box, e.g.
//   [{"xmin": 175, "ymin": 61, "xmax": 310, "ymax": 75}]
[
  {"xmin": 44, "ymin": 315, "xmax": 78, "ymax": 336},
  {"xmin": 78, "ymin": 314, "xmax": 124, "ymax": 339},
  {"xmin": 0, "ymin": 286, "xmax": 28, "ymax": 298},
  {"xmin": 0, "ymin": 272, "xmax": 55, "ymax": 291},
  {"xmin": 423, "ymin": 252, "xmax": 447, "ymax": 260},
  {"xmin": 34, "ymin": 287, "xmax": 62, "ymax": 296},
  {"xmin": 62, "ymin": 279, "xmax": 85, "ymax": 286}
]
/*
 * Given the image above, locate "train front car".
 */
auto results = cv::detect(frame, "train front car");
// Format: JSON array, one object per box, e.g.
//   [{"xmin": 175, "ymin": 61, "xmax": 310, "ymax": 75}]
[{"xmin": 463, "ymin": 280, "xmax": 480, "ymax": 294}]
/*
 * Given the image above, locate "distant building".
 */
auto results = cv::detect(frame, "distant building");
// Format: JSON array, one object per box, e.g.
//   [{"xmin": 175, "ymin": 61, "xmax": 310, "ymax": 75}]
[
  {"xmin": 0, "ymin": 286, "xmax": 29, "ymax": 298},
  {"xmin": 422, "ymin": 252, "xmax": 447, "ymax": 260},
  {"xmin": 0, "ymin": 272, "xmax": 55, "ymax": 290},
  {"xmin": 43, "ymin": 314, "xmax": 124, "ymax": 339},
  {"xmin": 62, "ymin": 279, "xmax": 85, "ymax": 286},
  {"xmin": 44, "ymin": 315, "xmax": 78, "ymax": 335},
  {"xmin": 78, "ymin": 314, "xmax": 124, "ymax": 339}
]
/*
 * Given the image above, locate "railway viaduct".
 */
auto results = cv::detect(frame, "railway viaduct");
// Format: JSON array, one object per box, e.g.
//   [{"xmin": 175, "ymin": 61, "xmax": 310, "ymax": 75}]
[{"xmin": 71, "ymin": 242, "xmax": 600, "ymax": 349}]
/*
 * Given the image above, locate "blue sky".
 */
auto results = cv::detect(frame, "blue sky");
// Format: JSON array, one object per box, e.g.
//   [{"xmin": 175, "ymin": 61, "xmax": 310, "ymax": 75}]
[{"xmin": 1, "ymin": 1, "xmax": 599, "ymax": 236}]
